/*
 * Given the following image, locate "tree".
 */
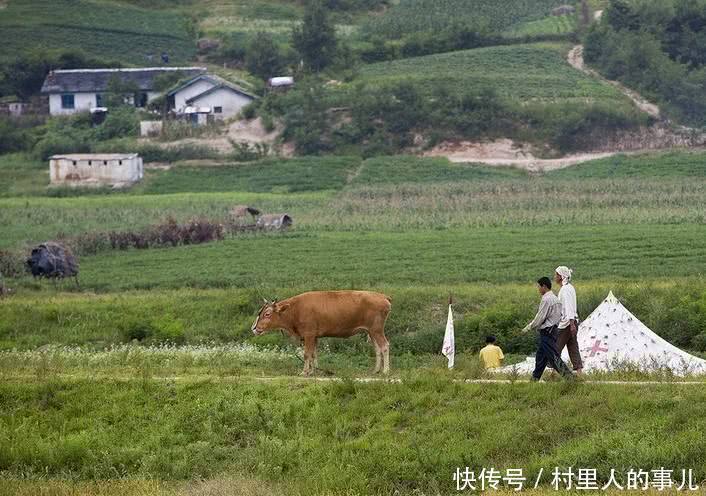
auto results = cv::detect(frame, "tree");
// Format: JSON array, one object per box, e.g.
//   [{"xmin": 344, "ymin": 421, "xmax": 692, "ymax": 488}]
[
  {"xmin": 0, "ymin": 49, "xmax": 117, "ymax": 100},
  {"xmin": 105, "ymin": 75, "xmax": 140, "ymax": 108},
  {"xmin": 606, "ymin": 0, "xmax": 640, "ymax": 31},
  {"xmin": 292, "ymin": 0, "xmax": 338, "ymax": 72},
  {"xmin": 246, "ymin": 32, "xmax": 285, "ymax": 80}
]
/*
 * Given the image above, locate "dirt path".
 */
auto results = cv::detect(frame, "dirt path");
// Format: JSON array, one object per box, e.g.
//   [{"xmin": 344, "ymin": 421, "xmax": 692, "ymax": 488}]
[
  {"xmin": 7, "ymin": 373, "xmax": 705, "ymax": 385},
  {"xmin": 143, "ymin": 117, "xmax": 288, "ymax": 155},
  {"xmin": 567, "ymin": 45, "xmax": 661, "ymax": 119},
  {"xmin": 423, "ymin": 139, "xmax": 618, "ymax": 172}
]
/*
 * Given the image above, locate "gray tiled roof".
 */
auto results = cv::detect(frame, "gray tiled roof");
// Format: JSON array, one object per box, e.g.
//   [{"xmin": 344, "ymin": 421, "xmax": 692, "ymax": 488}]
[
  {"xmin": 41, "ymin": 67, "xmax": 206, "ymax": 94},
  {"xmin": 168, "ymin": 74, "xmax": 257, "ymax": 100}
]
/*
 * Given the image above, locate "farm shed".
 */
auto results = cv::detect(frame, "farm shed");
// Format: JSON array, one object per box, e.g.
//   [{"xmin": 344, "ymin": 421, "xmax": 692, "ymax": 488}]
[
  {"xmin": 256, "ymin": 214, "xmax": 293, "ymax": 230},
  {"xmin": 168, "ymin": 74, "xmax": 256, "ymax": 121},
  {"xmin": 41, "ymin": 67, "xmax": 206, "ymax": 116},
  {"xmin": 267, "ymin": 77, "xmax": 294, "ymax": 92},
  {"xmin": 49, "ymin": 153, "xmax": 143, "ymax": 187},
  {"xmin": 0, "ymin": 96, "xmax": 28, "ymax": 117}
]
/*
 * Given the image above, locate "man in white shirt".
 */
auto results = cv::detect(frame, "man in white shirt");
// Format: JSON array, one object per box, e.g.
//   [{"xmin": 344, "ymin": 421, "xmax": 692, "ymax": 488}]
[
  {"xmin": 554, "ymin": 266, "xmax": 583, "ymax": 374},
  {"xmin": 522, "ymin": 277, "xmax": 573, "ymax": 380}
]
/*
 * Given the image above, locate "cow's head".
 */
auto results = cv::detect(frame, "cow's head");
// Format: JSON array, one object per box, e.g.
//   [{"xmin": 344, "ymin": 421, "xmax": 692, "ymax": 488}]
[{"xmin": 251, "ymin": 299, "xmax": 290, "ymax": 335}]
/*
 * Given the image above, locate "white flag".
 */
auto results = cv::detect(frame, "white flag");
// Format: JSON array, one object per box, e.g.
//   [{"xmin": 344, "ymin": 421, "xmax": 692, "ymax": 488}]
[{"xmin": 442, "ymin": 304, "xmax": 455, "ymax": 369}]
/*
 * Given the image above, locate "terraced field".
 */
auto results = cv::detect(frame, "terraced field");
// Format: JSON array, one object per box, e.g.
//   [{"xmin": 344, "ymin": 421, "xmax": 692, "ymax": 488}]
[
  {"xmin": 357, "ymin": 43, "xmax": 630, "ymax": 104},
  {"xmin": 362, "ymin": 0, "xmax": 573, "ymax": 38},
  {"xmin": 0, "ymin": 0, "xmax": 196, "ymax": 64},
  {"xmin": 505, "ymin": 14, "xmax": 577, "ymax": 37}
]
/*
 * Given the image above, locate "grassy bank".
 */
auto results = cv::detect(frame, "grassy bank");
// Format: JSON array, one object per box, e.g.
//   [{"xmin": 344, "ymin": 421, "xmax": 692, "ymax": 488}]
[
  {"xmin": 3, "ymin": 280, "xmax": 706, "ymax": 355},
  {"xmin": 1, "ymin": 376, "xmax": 705, "ymax": 494}
]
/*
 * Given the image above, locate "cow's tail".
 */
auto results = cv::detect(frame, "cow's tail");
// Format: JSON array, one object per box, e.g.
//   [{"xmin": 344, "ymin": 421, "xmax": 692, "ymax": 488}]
[{"xmin": 383, "ymin": 294, "xmax": 392, "ymax": 313}]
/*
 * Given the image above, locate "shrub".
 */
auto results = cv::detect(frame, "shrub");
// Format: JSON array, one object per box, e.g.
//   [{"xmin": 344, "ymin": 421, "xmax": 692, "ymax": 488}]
[
  {"xmin": 120, "ymin": 317, "xmax": 154, "ymax": 342},
  {"xmin": 229, "ymin": 140, "xmax": 271, "ymax": 161},
  {"xmin": 151, "ymin": 315, "xmax": 186, "ymax": 344},
  {"xmin": 241, "ymin": 102, "xmax": 258, "ymax": 120},
  {"xmin": 0, "ymin": 250, "xmax": 25, "ymax": 278},
  {"xmin": 0, "ymin": 118, "xmax": 30, "ymax": 154},
  {"xmin": 246, "ymin": 31, "xmax": 286, "ymax": 80},
  {"xmin": 93, "ymin": 107, "xmax": 139, "ymax": 141}
]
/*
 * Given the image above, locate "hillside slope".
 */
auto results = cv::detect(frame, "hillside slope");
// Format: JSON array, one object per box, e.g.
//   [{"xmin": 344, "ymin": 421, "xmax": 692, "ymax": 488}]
[{"xmin": 0, "ymin": 0, "xmax": 196, "ymax": 64}]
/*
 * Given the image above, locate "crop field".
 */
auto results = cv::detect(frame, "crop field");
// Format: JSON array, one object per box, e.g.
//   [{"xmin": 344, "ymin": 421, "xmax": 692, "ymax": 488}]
[
  {"xmin": 3, "ymin": 149, "xmax": 706, "ymax": 494},
  {"xmin": 362, "ymin": 0, "xmax": 573, "ymax": 38},
  {"xmin": 189, "ymin": 0, "xmax": 358, "ymax": 39},
  {"xmin": 356, "ymin": 43, "xmax": 630, "ymax": 104},
  {"xmin": 0, "ymin": 0, "xmax": 195, "ymax": 64},
  {"xmin": 504, "ymin": 14, "xmax": 577, "ymax": 38}
]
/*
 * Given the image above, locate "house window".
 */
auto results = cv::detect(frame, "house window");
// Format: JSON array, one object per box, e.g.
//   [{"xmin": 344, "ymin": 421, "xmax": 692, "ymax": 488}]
[
  {"xmin": 214, "ymin": 106, "xmax": 223, "ymax": 114},
  {"xmin": 103, "ymin": 161, "xmax": 108, "ymax": 166},
  {"xmin": 61, "ymin": 94, "xmax": 75, "ymax": 109},
  {"xmin": 72, "ymin": 161, "xmax": 77, "ymax": 166},
  {"xmin": 137, "ymin": 92, "xmax": 148, "ymax": 108},
  {"xmin": 119, "ymin": 160, "xmax": 123, "ymax": 166},
  {"xmin": 96, "ymin": 94, "xmax": 103, "ymax": 107}
]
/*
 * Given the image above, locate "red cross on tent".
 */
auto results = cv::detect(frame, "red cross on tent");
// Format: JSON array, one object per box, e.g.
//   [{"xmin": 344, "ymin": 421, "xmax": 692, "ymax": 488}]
[{"xmin": 588, "ymin": 339, "xmax": 609, "ymax": 357}]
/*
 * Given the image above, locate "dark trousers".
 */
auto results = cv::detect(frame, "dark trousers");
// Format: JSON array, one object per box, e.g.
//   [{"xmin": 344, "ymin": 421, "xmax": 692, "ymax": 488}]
[
  {"xmin": 532, "ymin": 326, "xmax": 573, "ymax": 380},
  {"xmin": 556, "ymin": 322, "xmax": 583, "ymax": 371}
]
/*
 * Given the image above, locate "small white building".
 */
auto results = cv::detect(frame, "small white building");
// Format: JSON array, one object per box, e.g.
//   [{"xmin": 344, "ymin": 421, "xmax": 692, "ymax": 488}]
[
  {"xmin": 49, "ymin": 154, "xmax": 144, "ymax": 187},
  {"xmin": 41, "ymin": 67, "xmax": 206, "ymax": 116},
  {"xmin": 167, "ymin": 74, "xmax": 256, "ymax": 122}
]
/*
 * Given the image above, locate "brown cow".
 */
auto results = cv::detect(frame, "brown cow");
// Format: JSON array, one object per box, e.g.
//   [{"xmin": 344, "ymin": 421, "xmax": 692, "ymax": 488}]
[{"xmin": 251, "ymin": 290, "xmax": 392, "ymax": 375}]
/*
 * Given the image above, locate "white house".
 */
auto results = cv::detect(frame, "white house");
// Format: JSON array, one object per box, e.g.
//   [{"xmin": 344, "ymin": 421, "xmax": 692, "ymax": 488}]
[
  {"xmin": 49, "ymin": 153, "xmax": 144, "ymax": 187},
  {"xmin": 41, "ymin": 67, "xmax": 206, "ymax": 116},
  {"xmin": 167, "ymin": 74, "xmax": 256, "ymax": 121}
]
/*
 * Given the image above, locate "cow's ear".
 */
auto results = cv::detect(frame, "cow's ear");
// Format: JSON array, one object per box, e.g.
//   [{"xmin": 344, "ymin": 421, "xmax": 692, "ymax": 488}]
[{"xmin": 276, "ymin": 302, "xmax": 290, "ymax": 313}]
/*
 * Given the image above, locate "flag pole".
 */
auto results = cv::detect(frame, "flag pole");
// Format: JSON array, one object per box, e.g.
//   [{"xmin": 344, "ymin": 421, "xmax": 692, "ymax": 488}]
[{"xmin": 442, "ymin": 294, "xmax": 455, "ymax": 369}]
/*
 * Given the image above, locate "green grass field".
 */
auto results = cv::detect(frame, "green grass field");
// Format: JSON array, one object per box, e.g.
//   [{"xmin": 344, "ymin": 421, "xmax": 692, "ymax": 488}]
[
  {"xmin": 0, "ymin": 0, "xmax": 196, "ymax": 64},
  {"xmin": 2, "ymin": 375, "xmax": 706, "ymax": 494},
  {"xmin": 356, "ymin": 43, "xmax": 630, "ymax": 104},
  {"xmin": 3, "ymin": 148, "xmax": 706, "ymax": 494},
  {"xmin": 362, "ymin": 0, "xmax": 573, "ymax": 39},
  {"xmin": 505, "ymin": 14, "xmax": 577, "ymax": 38}
]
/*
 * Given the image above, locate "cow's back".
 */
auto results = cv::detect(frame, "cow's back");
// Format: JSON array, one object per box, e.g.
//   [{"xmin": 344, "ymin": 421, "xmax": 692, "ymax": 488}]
[{"xmin": 288, "ymin": 291, "xmax": 391, "ymax": 336}]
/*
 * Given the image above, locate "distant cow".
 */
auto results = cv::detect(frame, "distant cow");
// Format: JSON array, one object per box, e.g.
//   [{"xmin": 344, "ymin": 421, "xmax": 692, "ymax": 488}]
[{"xmin": 252, "ymin": 291, "xmax": 392, "ymax": 375}]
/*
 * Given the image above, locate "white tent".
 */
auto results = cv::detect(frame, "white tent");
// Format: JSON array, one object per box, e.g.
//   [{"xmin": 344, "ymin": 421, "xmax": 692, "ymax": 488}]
[{"xmin": 500, "ymin": 291, "xmax": 706, "ymax": 376}]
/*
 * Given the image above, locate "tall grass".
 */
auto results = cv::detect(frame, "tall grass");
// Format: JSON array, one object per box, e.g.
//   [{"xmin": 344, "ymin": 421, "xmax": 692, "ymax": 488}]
[
  {"xmin": 2, "ymin": 376, "xmax": 706, "ymax": 492},
  {"xmin": 3, "ymin": 281, "xmax": 706, "ymax": 356}
]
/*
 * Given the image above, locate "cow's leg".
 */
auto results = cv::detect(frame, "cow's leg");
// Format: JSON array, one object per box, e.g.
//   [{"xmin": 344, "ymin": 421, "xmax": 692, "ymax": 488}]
[
  {"xmin": 370, "ymin": 331, "xmax": 390, "ymax": 375},
  {"xmin": 380, "ymin": 334, "xmax": 390, "ymax": 375},
  {"xmin": 302, "ymin": 336, "xmax": 317, "ymax": 376},
  {"xmin": 370, "ymin": 332, "xmax": 382, "ymax": 373}
]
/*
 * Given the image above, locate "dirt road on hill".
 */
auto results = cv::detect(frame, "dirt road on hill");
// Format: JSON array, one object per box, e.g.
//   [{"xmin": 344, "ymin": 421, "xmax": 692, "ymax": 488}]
[
  {"xmin": 567, "ymin": 45, "xmax": 661, "ymax": 119},
  {"xmin": 423, "ymin": 45, "xmax": 706, "ymax": 171}
]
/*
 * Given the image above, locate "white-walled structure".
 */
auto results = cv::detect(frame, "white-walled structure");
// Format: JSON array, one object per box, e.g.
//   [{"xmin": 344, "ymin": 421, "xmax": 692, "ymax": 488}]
[
  {"xmin": 49, "ymin": 154, "xmax": 143, "ymax": 187},
  {"xmin": 41, "ymin": 67, "xmax": 206, "ymax": 116},
  {"xmin": 168, "ymin": 74, "xmax": 256, "ymax": 121}
]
